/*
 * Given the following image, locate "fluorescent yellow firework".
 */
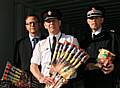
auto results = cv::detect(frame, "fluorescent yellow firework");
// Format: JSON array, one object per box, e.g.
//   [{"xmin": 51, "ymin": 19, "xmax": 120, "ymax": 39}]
[
  {"xmin": 47, "ymin": 41, "xmax": 89, "ymax": 88},
  {"xmin": 2, "ymin": 61, "xmax": 40, "ymax": 88}
]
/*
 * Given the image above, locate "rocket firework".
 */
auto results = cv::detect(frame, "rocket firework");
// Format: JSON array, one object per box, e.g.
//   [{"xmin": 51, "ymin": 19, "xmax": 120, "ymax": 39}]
[
  {"xmin": 46, "ymin": 41, "xmax": 89, "ymax": 88},
  {"xmin": 1, "ymin": 61, "xmax": 40, "ymax": 88}
]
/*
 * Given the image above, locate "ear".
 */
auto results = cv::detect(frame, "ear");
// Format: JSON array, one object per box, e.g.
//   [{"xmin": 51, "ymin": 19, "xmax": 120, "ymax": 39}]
[
  {"xmin": 43, "ymin": 22, "xmax": 48, "ymax": 29},
  {"xmin": 101, "ymin": 18, "xmax": 104, "ymax": 23},
  {"xmin": 25, "ymin": 25, "xmax": 29, "ymax": 31},
  {"xmin": 43, "ymin": 22, "xmax": 46, "ymax": 27},
  {"xmin": 59, "ymin": 20, "xmax": 61, "ymax": 26},
  {"xmin": 87, "ymin": 19, "xmax": 89, "ymax": 24}
]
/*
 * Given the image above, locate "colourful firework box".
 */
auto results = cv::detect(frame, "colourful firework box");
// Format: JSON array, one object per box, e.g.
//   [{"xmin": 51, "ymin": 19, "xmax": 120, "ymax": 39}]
[{"xmin": 97, "ymin": 48, "xmax": 115, "ymax": 67}]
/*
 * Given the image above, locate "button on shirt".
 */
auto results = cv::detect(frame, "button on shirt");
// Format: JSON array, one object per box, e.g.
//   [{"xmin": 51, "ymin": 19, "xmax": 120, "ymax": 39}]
[
  {"xmin": 31, "ymin": 32, "xmax": 79, "ymax": 77},
  {"xmin": 31, "ymin": 33, "xmax": 62, "ymax": 76}
]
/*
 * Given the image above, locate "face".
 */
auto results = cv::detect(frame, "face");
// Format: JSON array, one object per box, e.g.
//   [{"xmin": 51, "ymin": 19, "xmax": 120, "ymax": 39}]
[
  {"xmin": 25, "ymin": 16, "xmax": 39, "ymax": 36},
  {"xmin": 87, "ymin": 16, "xmax": 104, "ymax": 32},
  {"xmin": 44, "ymin": 18, "xmax": 61, "ymax": 35}
]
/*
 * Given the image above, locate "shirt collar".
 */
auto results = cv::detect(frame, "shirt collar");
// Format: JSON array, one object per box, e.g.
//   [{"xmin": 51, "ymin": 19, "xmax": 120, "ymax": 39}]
[
  {"xmin": 49, "ymin": 32, "xmax": 61, "ymax": 42},
  {"xmin": 29, "ymin": 34, "xmax": 40, "ymax": 42},
  {"xmin": 92, "ymin": 28, "xmax": 102, "ymax": 35}
]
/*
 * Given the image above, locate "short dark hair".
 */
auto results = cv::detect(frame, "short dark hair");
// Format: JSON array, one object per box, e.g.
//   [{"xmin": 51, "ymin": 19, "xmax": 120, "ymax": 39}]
[{"xmin": 25, "ymin": 14, "xmax": 40, "ymax": 23}]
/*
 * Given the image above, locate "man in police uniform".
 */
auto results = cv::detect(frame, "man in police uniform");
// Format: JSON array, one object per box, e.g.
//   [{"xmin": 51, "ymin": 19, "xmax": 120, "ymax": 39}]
[
  {"xmin": 30, "ymin": 8, "xmax": 79, "ymax": 88},
  {"xmin": 80, "ymin": 5, "xmax": 120, "ymax": 88}
]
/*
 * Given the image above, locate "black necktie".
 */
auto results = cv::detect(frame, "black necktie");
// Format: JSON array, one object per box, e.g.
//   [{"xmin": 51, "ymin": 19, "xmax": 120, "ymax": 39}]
[
  {"xmin": 51, "ymin": 36, "xmax": 56, "ymax": 59},
  {"xmin": 92, "ymin": 34, "xmax": 96, "ymax": 39},
  {"xmin": 32, "ymin": 38, "xmax": 38, "ymax": 49}
]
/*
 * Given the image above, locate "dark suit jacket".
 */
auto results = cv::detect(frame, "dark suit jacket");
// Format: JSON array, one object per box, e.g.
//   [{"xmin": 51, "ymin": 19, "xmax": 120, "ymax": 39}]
[
  {"xmin": 80, "ymin": 30, "xmax": 120, "ymax": 88},
  {"xmin": 13, "ymin": 34, "xmax": 47, "ymax": 72}
]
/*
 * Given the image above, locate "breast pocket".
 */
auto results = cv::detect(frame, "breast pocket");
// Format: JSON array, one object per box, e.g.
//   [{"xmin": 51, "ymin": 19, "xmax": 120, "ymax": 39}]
[{"xmin": 41, "ymin": 48, "xmax": 51, "ymax": 65}]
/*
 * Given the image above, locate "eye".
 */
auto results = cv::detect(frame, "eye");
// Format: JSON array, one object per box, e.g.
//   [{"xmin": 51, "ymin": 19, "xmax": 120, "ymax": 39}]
[{"xmin": 26, "ymin": 21, "xmax": 38, "ymax": 25}]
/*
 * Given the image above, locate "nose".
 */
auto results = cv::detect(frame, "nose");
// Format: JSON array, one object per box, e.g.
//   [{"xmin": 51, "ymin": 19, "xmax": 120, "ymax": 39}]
[
  {"xmin": 49, "ymin": 21, "xmax": 54, "ymax": 24},
  {"xmin": 31, "ymin": 22, "xmax": 36, "ymax": 26},
  {"xmin": 92, "ymin": 19, "xmax": 97, "ymax": 22}
]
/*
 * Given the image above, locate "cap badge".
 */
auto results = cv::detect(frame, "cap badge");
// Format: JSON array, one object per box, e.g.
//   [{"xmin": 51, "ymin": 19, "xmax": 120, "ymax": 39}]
[
  {"xmin": 48, "ymin": 11, "xmax": 52, "ymax": 16},
  {"xmin": 91, "ymin": 8, "xmax": 96, "ymax": 12}
]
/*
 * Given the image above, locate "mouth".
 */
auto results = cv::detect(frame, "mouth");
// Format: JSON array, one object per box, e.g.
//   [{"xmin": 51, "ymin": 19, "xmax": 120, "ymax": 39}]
[
  {"xmin": 31, "ymin": 27, "xmax": 36, "ymax": 29},
  {"xmin": 92, "ymin": 23, "xmax": 97, "ymax": 26}
]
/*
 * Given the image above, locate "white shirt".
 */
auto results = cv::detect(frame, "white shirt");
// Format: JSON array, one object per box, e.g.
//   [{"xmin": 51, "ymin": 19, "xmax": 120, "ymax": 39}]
[
  {"xmin": 31, "ymin": 32, "xmax": 79, "ymax": 77},
  {"xmin": 49, "ymin": 32, "xmax": 62, "ymax": 48},
  {"xmin": 29, "ymin": 34, "xmax": 39, "ymax": 49},
  {"xmin": 92, "ymin": 28, "xmax": 102, "ymax": 38}
]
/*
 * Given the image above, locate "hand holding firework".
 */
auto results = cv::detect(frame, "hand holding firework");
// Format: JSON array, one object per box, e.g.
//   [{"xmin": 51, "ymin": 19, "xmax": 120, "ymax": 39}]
[
  {"xmin": 96, "ymin": 48, "xmax": 115, "ymax": 71},
  {"xmin": 46, "ymin": 41, "xmax": 89, "ymax": 88}
]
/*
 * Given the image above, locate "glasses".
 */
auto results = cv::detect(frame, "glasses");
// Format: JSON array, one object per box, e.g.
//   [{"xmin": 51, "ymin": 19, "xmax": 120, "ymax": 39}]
[{"xmin": 26, "ymin": 21, "xmax": 38, "ymax": 26}]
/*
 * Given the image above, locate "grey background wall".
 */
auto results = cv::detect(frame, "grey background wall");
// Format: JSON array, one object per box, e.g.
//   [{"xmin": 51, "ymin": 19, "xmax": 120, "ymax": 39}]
[
  {"xmin": 0, "ymin": 0, "xmax": 15, "ymax": 78},
  {"xmin": 0, "ymin": 0, "xmax": 41, "ymax": 78}
]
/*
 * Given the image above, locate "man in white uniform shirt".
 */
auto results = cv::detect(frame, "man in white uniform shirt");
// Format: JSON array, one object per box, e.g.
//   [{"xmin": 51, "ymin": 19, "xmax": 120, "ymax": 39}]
[{"xmin": 30, "ymin": 8, "xmax": 79, "ymax": 88}]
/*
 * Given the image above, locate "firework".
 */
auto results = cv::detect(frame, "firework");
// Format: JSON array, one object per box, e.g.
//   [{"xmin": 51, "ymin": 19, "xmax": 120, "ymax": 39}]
[{"xmin": 46, "ymin": 41, "xmax": 89, "ymax": 88}]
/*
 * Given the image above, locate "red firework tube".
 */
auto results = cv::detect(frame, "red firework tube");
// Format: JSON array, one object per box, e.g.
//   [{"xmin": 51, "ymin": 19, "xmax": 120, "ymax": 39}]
[
  {"xmin": 3, "ymin": 73, "xmax": 8, "ymax": 80},
  {"xmin": 2, "ymin": 62, "xmax": 11, "ymax": 80},
  {"xmin": 6, "ymin": 61, "xmax": 22, "ymax": 74},
  {"xmin": 3, "ymin": 69, "xmax": 20, "ymax": 80},
  {"xmin": 5, "ymin": 66, "xmax": 22, "ymax": 76},
  {"xmin": 5, "ymin": 69, "xmax": 9, "ymax": 73},
  {"xmin": 6, "ymin": 63, "xmax": 11, "ymax": 69},
  {"xmin": 3, "ymin": 73, "xmax": 19, "ymax": 82}
]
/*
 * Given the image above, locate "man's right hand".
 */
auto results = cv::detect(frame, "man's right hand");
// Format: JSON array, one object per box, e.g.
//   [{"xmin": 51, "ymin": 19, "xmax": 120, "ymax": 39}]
[{"xmin": 39, "ymin": 76, "xmax": 55, "ymax": 86}]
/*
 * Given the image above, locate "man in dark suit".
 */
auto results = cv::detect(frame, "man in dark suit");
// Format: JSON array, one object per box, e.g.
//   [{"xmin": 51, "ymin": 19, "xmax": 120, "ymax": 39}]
[
  {"xmin": 13, "ymin": 14, "xmax": 47, "ymax": 87},
  {"xmin": 80, "ymin": 5, "xmax": 120, "ymax": 88}
]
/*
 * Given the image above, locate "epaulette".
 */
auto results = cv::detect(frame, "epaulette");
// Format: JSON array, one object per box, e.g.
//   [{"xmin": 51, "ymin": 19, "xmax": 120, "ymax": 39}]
[{"xmin": 109, "ymin": 29, "xmax": 115, "ymax": 33}]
